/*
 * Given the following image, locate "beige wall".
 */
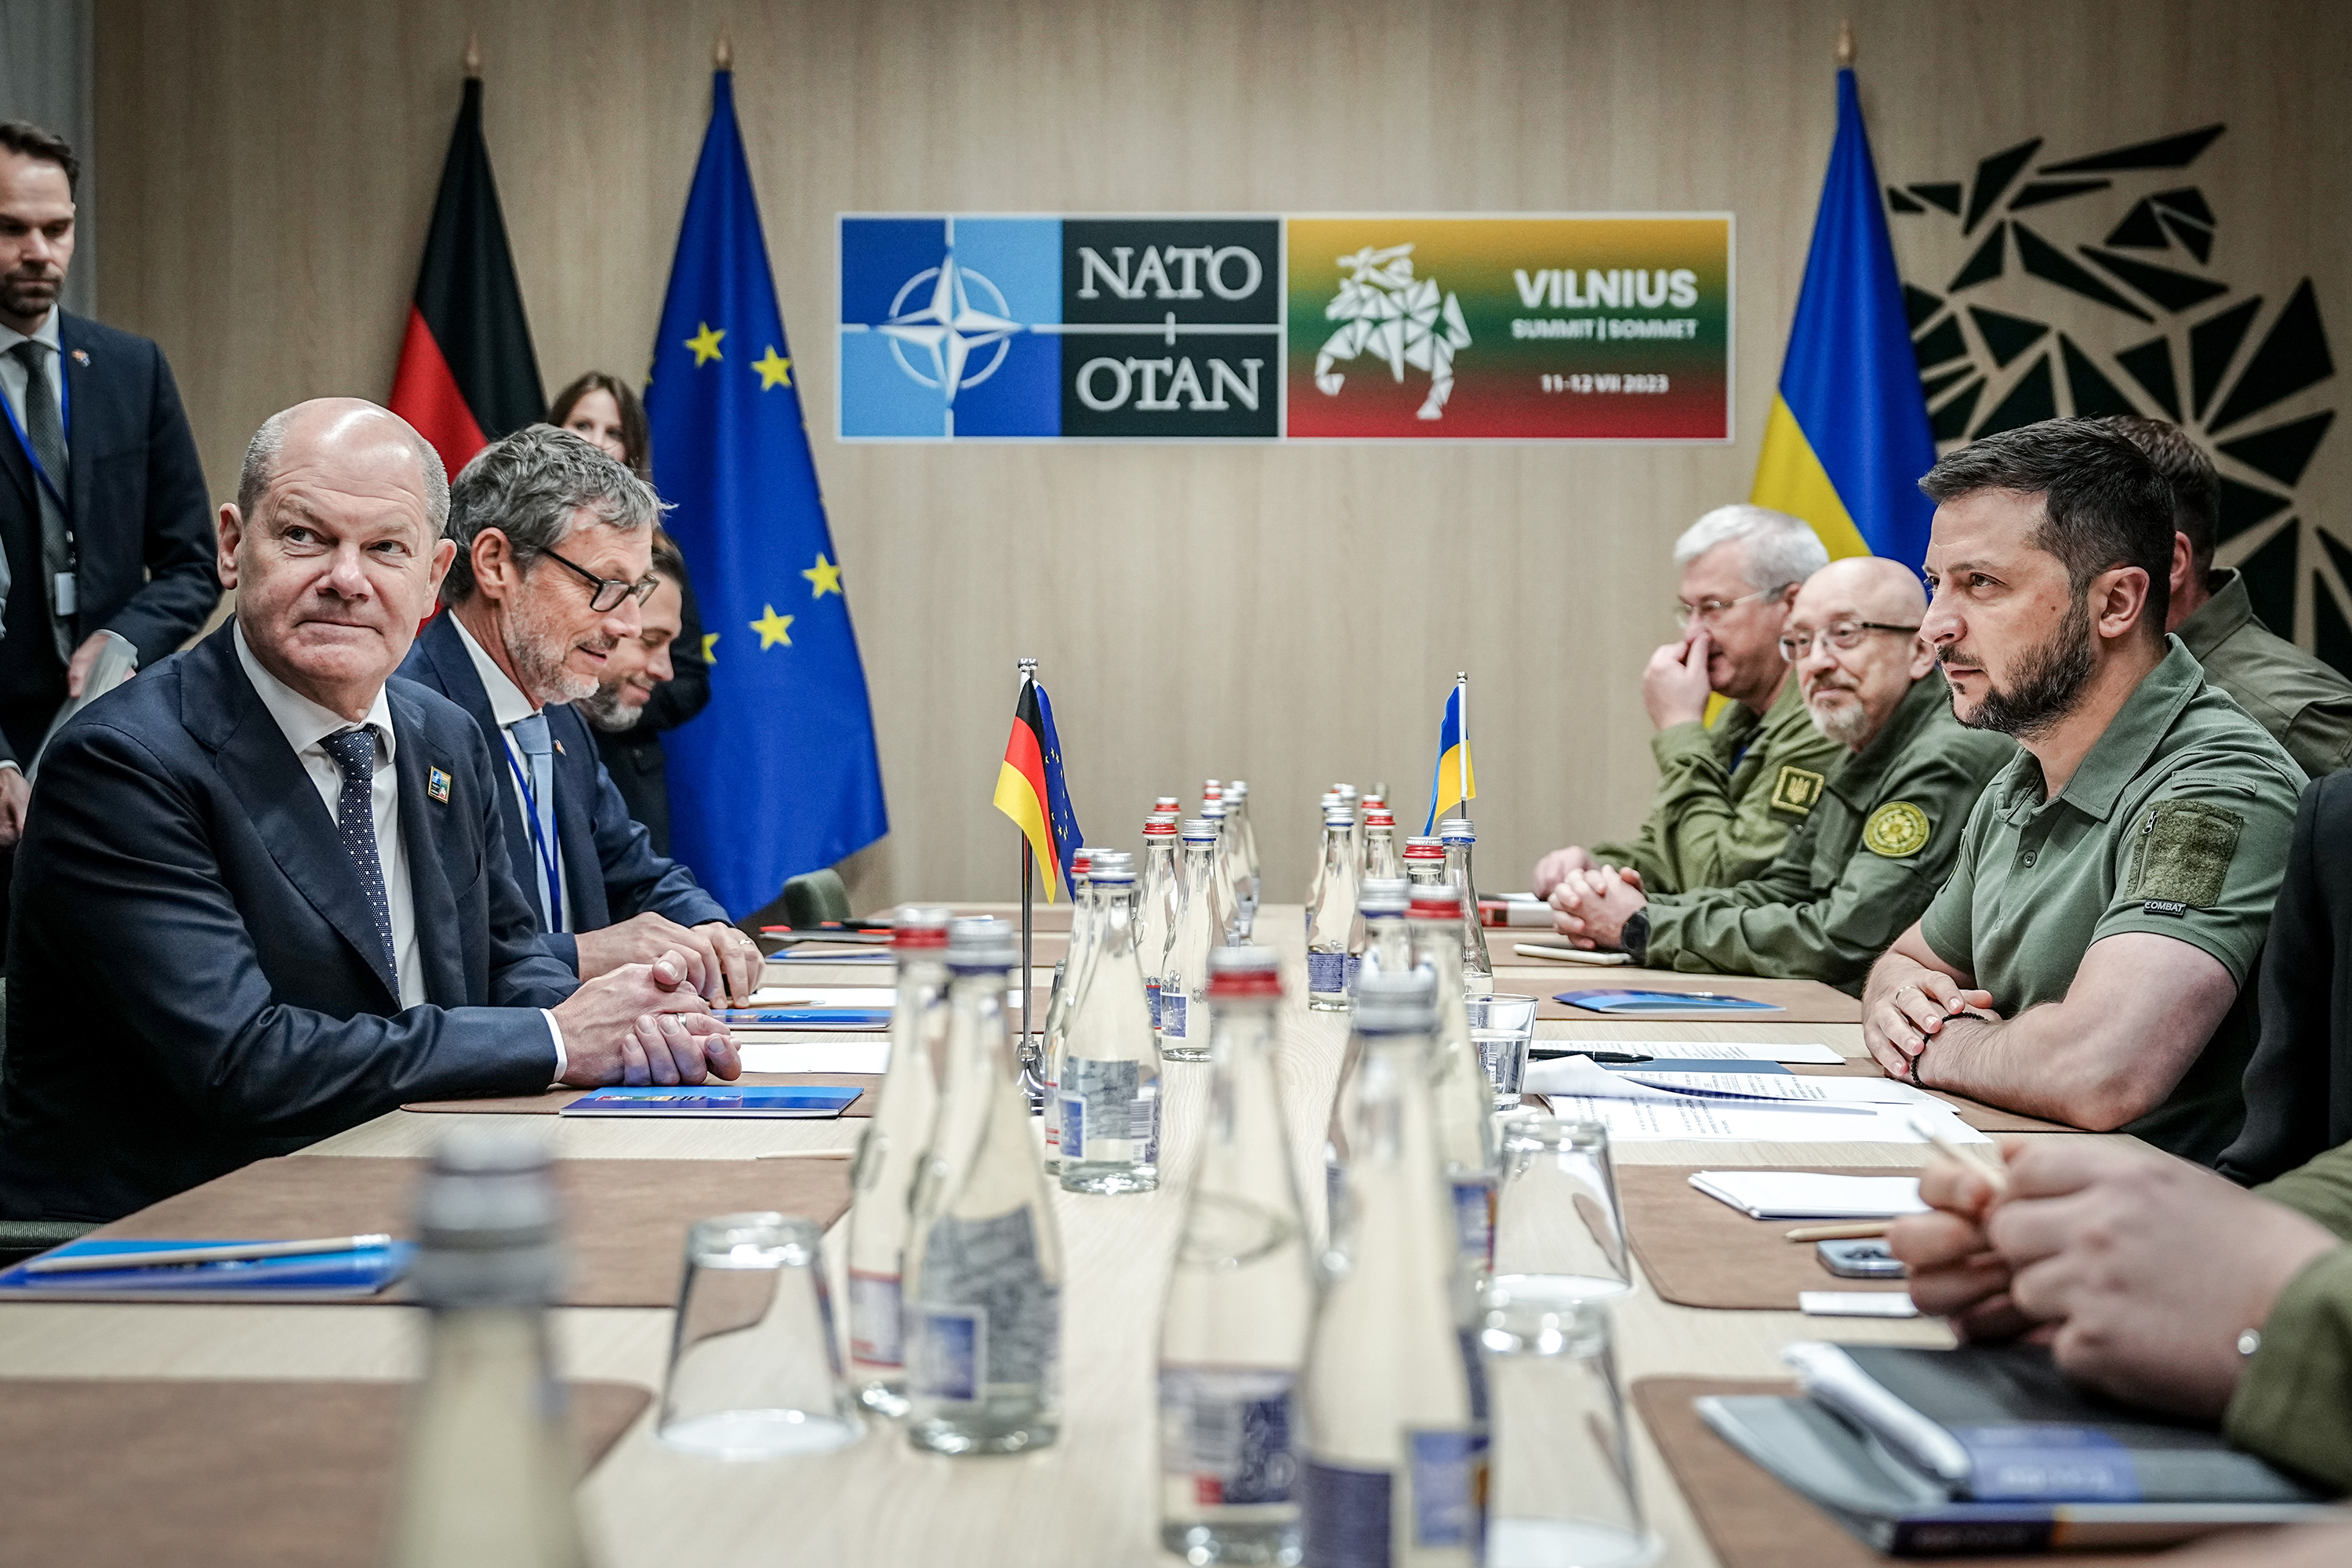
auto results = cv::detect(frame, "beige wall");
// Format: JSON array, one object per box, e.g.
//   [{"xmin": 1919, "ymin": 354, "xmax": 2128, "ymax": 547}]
[{"xmin": 93, "ymin": 0, "xmax": 2352, "ymax": 910}]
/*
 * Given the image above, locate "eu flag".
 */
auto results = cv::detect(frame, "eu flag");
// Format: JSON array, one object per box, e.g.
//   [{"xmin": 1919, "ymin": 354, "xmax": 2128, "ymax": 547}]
[{"xmin": 647, "ymin": 71, "xmax": 887, "ymax": 916}]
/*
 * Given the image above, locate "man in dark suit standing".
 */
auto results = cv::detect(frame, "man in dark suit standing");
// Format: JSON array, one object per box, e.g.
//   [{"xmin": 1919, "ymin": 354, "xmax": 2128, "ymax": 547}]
[
  {"xmin": 0, "ymin": 122, "xmax": 218, "ymax": 935},
  {"xmin": 0, "ymin": 399, "xmax": 737, "ymax": 1221},
  {"xmin": 398, "ymin": 425, "xmax": 760, "ymax": 1001},
  {"xmin": 585, "ymin": 527, "xmax": 706, "ymax": 854}
]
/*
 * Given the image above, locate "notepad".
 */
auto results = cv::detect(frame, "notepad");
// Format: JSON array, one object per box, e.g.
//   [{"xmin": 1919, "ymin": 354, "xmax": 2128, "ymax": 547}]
[
  {"xmin": 0, "ymin": 1238, "xmax": 413, "ymax": 1301},
  {"xmin": 1689, "ymin": 1171, "xmax": 1928, "ymax": 1220},
  {"xmin": 561, "ymin": 1086, "xmax": 863, "ymax": 1118},
  {"xmin": 736, "ymin": 1038, "xmax": 892, "ymax": 1074},
  {"xmin": 1555, "ymin": 989, "xmax": 1785, "ymax": 1015}
]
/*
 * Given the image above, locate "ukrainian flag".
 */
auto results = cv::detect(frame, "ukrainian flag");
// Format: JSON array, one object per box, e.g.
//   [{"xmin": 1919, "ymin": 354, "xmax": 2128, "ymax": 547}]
[
  {"xmin": 1422, "ymin": 681, "xmax": 1477, "ymax": 834},
  {"xmin": 1751, "ymin": 67, "xmax": 1937, "ymax": 568}
]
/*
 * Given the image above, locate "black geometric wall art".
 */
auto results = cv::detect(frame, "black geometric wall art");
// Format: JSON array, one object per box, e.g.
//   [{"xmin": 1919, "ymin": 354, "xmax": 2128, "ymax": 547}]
[
  {"xmin": 2317, "ymin": 530, "xmax": 2352, "ymax": 673},
  {"xmin": 2153, "ymin": 188, "xmax": 2216, "ymax": 225},
  {"xmin": 1969, "ymin": 306, "xmax": 2051, "ymax": 368},
  {"xmin": 1921, "ymin": 365, "xmax": 1976, "ymax": 403},
  {"xmin": 2107, "ymin": 200, "xmax": 2172, "ymax": 249},
  {"xmin": 2209, "ymin": 281, "xmax": 2334, "ymax": 434},
  {"xmin": 1949, "ymin": 225, "xmax": 2007, "ymax": 291},
  {"xmin": 2218, "ymin": 410, "xmax": 2336, "ymax": 488},
  {"xmin": 2114, "ymin": 337, "xmax": 2183, "ymax": 419},
  {"xmin": 1929, "ymin": 379, "xmax": 1985, "ymax": 442},
  {"xmin": 2038, "ymin": 124, "xmax": 2227, "ymax": 173},
  {"xmin": 2081, "ymin": 247, "xmax": 2232, "ymax": 313},
  {"xmin": 1914, "ymin": 314, "xmax": 1968, "ymax": 369},
  {"xmin": 1973, "ymin": 354, "xmax": 2056, "ymax": 439},
  {"xmin": 2009, "ymin": 179, "xmax": 2111, "ymax": 211},
  {"xmin": 2216, "ymin": 479, "xmax": 2292, "ymax": 546},
  {"xmin": 1888, "ymin": 186, "xmax": 1926, "ymax": 213},
  {"xmin": 2238, "ymin": 518, "xmax": 2299, "ymax": 633},
  {"xmin": 1904, "ymin": 285, "xmax": 1944, "ymax": 330},
  {"xmin": 2189, "ymin": 298, "xmax": 2263, "ymax": 419},
  {"xmin": 1965, "ymin": 139, "xmax": 2044, "ymax": 232},
  {"xmin": 1908, "ymin": 183, "xmax": 1963, "ymax": 215},
  {"xmin": 2013, "ymin": 223, "xmax": 2153, "ymax": 320},
  {"xmin": 2059, "ymin": 335, "xmax": 2140, "ymax": 418}
]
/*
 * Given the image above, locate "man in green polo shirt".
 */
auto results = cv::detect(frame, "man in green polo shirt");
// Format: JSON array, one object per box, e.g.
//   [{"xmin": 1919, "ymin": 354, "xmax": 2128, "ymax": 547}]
[
  {"xmin": 2110, "ymin": 415, "xmax": 2352, "ymax": 779},
  {"xmin": 1544, "ymin": 556, "xmax": 2013, "ymax": 992},
  {"xmin": 1530, "ymin": 504, "xmax": 1841, "ymax": 898},
  {"xmin": 1863, "ymin": 419, "xmax": 2305, "ymax": 1163}
]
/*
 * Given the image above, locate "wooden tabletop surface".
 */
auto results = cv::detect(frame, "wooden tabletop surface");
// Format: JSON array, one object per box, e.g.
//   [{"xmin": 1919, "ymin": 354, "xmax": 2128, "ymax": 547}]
[{"xmin": 0, "ymin": 905, "xmax": 2126, "ymax": 1567}]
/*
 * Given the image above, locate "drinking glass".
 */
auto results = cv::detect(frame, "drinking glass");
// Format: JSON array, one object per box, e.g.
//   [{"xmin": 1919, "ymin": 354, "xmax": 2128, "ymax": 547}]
[
  {"xmin": 1489, "ymin": 1113, "xmax": 1632, "ymax": 1301},
  {"xmin": 657, "ymin": 1213, "xmax": 864, "ymax": 1457},
  {"xmin": 1479, "ymin": 1289, "xmax": 1659, "ymax": 1568},
  {"xmin": 1467, "ymin": 993, "xmax": 1538, "ymax": 1108}
]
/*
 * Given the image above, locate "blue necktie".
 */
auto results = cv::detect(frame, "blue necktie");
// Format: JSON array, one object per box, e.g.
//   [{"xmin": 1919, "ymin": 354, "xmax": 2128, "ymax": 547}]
[
  {"xmin": 321, "ymin": 726, "xmax": 396, "ymax": 978},
  {"xmin": 510, "ymin": 711, "xmax": 563, "ymax": 931}
]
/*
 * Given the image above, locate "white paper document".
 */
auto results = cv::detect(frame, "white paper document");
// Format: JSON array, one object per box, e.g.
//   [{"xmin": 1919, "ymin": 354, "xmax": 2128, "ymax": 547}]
[
  {"xmin": 1535, "ymin": 1092, "xmax": 1989, "ymax": 1144},
  {"xmin": 750, "ymin": 986, "xmax": 899, "ymax": 1007},
  {"xmin": 737, "ymin": 1038, "xmax": 892, "ymax": 1074},
  {"xmin": 1689, "ymin": 1171, "xmax": 1928, "ymax": 1220},
  {"xmin": 1525, "ymin": 1058, "xmax": 1929, "ymax": 1111},
  {"xmin": 1535, "ymin": 1038, "xmax": 1846, "ymax": 1066},
  {"xmin": 1800, "ymin": 1291, "xmax": 1918, "ymax": 1318}
]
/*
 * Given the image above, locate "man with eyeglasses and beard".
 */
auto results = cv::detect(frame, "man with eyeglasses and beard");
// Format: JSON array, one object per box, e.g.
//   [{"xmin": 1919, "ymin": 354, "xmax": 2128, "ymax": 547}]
[
  {"xmin": 1861, "ymin": 419, "xmax": 2305, "ymax": 1163},
  {"xmin": 1545, "ymin": 556, "xmax": 2013, "ymax": 992}
]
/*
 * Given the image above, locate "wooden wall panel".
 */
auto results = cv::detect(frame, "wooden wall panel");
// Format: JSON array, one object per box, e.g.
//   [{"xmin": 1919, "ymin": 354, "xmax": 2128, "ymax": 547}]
[{"xmin": 92, "ymin": 0, "xmax": 2352, "ymax": 909}]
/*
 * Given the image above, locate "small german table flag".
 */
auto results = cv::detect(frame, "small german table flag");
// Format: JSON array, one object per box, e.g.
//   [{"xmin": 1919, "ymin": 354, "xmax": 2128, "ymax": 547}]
[{"xmin": 993, "ymin": 672, "xmax": 1085, "ymax": 902}]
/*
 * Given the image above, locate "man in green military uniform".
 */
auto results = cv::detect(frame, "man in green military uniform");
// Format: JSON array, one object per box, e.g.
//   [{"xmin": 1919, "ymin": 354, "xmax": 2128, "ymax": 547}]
[
  {"xmin": 1864, "ymin": 419, "xmax": 2306, "ymax": 1163},
  {"xmin": 1531, "ymin": 504, "xmax": 1841, "ymax": 899},
  {"xmin": 1890, "ymin": 1135, "xmax": 2352, "ymax": 1495},
  {"xmin": 1544, "ymin": 557, "xmax": 2013, "ymax": 993},
  {"xmin": 2108, "ymin": 416, "xmax": 2352, "ymax": 779}
]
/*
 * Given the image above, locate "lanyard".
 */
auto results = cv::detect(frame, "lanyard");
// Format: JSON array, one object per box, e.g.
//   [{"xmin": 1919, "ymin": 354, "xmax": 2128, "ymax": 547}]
[
  {"xmin": 1, "ymin": 347, "xmax": 71, "ymax": 514},
  {"xmin": 503, "ymin": 738, "xmax": 564, "ymax": 931}
]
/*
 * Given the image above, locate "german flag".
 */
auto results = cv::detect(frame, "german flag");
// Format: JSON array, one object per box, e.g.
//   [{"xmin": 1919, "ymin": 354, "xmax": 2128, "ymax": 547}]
[
  {"xmin": 388, "ymin": 75, "xmax": 544, "ymax": 477},
  {"xmin": 993, "ymin": 676, "xmax": 1083, "ymax": 901}
]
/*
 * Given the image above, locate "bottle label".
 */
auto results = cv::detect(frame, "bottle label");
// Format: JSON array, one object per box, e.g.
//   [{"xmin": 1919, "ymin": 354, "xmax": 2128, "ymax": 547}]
[
  {"xmin": 1146, "ymin": 978, "xmax": 1162, "ymax": 1031},
  {"xmin": 1159, "ymin": 1367, "xmax": 1297, "ymax": 1504},
  {"xmin": 911, "ymin": 1208, "xmax": 1059, "ymax": 1399},
  {"xmin": 1408, "ymin": 1428, "xmax": 1488, "ymax": 1549},
  {"xmin": 1305, "ymin": 951, "xmax": 1348, "ymax": 995},
  {"xmin": 1451, "ymin": 1177, "xmax": 1497, "ymax": 1272},
  {"xmin": 1058, "ymin": 1056, "xmax": 1159, "ymax": 1162},
  {"xmin": 1160, "ymin": 992, "xmax": 1190, "ymax": 1041},
  {"xmin": 848, "ymin": 1269, "xmax": 904, "ymax": 1367},
  {"xmin": 1301, "ymin": 1459, "xmax": 1391, "ymax": 1567}
]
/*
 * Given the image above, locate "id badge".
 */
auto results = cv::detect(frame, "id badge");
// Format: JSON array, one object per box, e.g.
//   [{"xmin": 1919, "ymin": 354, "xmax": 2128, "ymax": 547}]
[{"xmin": 52, "ymin": 572, "xmax": 75, "ymax": 617}]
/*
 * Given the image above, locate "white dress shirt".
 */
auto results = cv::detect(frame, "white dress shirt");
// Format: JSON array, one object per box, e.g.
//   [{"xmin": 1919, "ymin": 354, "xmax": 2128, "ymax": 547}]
[
  {"xmin": 234, "ymin": 624, "xmax": 566, "ymax": 1074},
  {"xmin": 450, "ymin": 615, "xmax": 572, "ymax": 932}
]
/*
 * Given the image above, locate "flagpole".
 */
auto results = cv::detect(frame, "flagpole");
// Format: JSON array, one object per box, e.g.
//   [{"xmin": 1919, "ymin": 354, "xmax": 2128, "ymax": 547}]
[
  {"xmin": 1016, "ymin": 656, "xmax": 1040, "ymax": 1106},
  {"xmin": 1454, "ymin": 671, "xmax": 1469, "ymax": 821}
]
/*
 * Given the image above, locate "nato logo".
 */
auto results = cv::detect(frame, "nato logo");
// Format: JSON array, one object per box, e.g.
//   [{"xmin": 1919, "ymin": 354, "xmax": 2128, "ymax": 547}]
[{"xmin": 838, "ymin": 215, "xmax": 1279, "ymax": 441}]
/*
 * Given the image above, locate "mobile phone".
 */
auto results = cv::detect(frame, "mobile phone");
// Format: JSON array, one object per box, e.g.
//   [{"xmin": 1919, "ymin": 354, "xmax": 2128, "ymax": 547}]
[{"xmin": 1817, "ymin": 1239, "xmax": 1907, "ymax": 1279}]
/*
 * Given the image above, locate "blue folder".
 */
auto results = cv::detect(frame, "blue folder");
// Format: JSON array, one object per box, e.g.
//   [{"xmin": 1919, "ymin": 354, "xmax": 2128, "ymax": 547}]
[
  {"xmin": 0, "ymin": 1238, "xmax": 413, "ymax": 1301},
  {"xmin": 1555, "ymin": 989, "xmax": 1786, "ymax": 1016},
  {"xmin": 715, "ymin": 1007, "xmax": 893, "ymax": 1030},
  {"xmin": 561, "ymin": 1084, "xmax": 864, "ymax": 1119}
]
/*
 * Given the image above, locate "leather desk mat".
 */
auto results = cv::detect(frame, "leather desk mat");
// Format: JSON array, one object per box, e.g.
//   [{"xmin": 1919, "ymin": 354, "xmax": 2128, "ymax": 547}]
[
  {"xmin": 403, "ymin": 1071, "xmax": 880, "ymax": 1116},
  {"xmin": 1633, "ymin": 1377, "xmax": 2177, "ymax": 1568},
  {"xmin": 1618, "ymin": 1163, "xmax": 1916, "ymax": 1311},
  {"xmin": 0, "ymin": 1377, "xmax": 648, "ymax": 1568},
  {"xmin": 84, "ymin": 1156, "xmax": 851, "ymax": 1307}
]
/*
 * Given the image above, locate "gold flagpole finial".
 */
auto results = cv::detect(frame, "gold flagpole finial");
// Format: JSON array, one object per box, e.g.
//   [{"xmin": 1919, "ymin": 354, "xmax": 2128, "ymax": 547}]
[
  {"xmin": 1835, "ymin": 18, "xmax": 1856, "ymax": 68},
  {"xmin": 463, "ymin": 31, "xmax": 481, "ymax": 78},
  {"xmin": 714, "ymin": 27, "xmax": 733, "ymax": 70}
]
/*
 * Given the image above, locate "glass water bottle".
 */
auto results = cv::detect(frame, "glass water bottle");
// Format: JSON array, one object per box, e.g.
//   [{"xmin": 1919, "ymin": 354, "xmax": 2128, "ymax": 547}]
[
  {"xmin": 1158, "ymin": 818, "xmax": 1227, "ymax": 1063},
  {"xmin": 1225, "ymin": 779, "xmax": 1264, "ymax": 925},
  {"xmin": 1305, "ymin": 806, "xmax": 1359, "ymax": 1011},
  {"xmin": 1439, "ymin": 818, "xmax": 1494, "ymax": 997},
  {"xmin": 1304, "ymin": 791, "xmax": 1343, "ymax": 938},
  {"xmin": 1410, "ymin": 884, "xmax": 1501, "ymax": 1279},
  {"xmin": 1058, "ymin": 852, "xmax": 1161, "ymax": 1195},
  {"xmin": 1040, "ymin": 851, "xmax": 1103, "ymax": 1174},
  {"xmin": 1138, "ymin": 811, "xmax": 1183, "ymax": 1033},
  {"xmin": 1203, "ymin": 799, "xmax": 1247, "ymax": 943}
]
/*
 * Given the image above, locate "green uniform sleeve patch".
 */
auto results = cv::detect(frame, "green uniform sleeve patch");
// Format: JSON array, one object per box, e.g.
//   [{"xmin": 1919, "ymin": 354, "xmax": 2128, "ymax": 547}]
[
  {"xmin": 2128, "ymin": 799, "xmax": 2245, "ymax": 908},
  {"xmin": 1769, "ymin": 764, "xmax": 1825, "ymax": 817},
  {"xmin": 1862, "ymin": 800, "xmax": 1932, "ymax": 858}
]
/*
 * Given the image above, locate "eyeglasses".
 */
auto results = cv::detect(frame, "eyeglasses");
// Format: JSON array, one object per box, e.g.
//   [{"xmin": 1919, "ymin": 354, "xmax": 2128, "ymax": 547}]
[
  {"xmin": 1672, "ymin": 583, "xmax": 1795, "ymax": 626},
  {"xmin": 1777, "ymin": 622, "xmax": 1922, "ymax": 661},
  {"xmin": 538, "ymin": 546, "xmax": 659, "ymax": 613}
]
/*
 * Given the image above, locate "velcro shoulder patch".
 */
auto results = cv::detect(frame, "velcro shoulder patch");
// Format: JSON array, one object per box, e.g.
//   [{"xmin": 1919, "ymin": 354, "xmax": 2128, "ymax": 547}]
[
  {"xmin": 1769, "ymin": 764, "xmax": 1826, "ymax": 817},
  {"xmin": 2128, "ymin": 799, "xmax": 2244, "ymax": 909},
  {"xmin": 1862, "ymin": 800, "xmax": 1932, "ymax": 858}
]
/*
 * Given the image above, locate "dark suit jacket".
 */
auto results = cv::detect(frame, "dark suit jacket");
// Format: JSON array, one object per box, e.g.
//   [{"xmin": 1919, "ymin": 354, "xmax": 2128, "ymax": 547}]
[
  {"xmin": 593, "ymin": 565, "xmax": 710, "ymax": 855},
  {"xmin": 2220, "ymin": 770, "xmax": 2352, "ymax": 1185},
  {"xmin": 0, "ymin": 312, "xmax": 217, "ymax": 761},
  {"xmin": 397, "ymin": 611, "xmax": 727, "ymax": 970},
  {"xmin": 0, "ymin": 625, "xmax": 578, "ymax": 1221}
]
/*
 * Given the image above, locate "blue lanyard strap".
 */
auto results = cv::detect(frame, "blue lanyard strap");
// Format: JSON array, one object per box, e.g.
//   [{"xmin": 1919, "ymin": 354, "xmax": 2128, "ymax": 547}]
[
  {"xmin": 503, "ymin": 739, "xmax": 564, "ymax": 930},
  {"xmin": 1, "ymin": 346, "xmax": 71, "ymax": 513}
]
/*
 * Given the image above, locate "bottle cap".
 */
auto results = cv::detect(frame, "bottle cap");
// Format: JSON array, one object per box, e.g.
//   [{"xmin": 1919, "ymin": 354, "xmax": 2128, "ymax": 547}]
[
  {"xmin": 1203, "ymin": 779, "xmax": 1223, "ymax": 800},
  {"xmin": 1359, "ymin": 877, "xmax": 1410, "ymax": 916},
  {"xmin": 1440, "ymin": 817, "xmax": 1477, "ymax": 843},
  {"xmin": 1409, "ymin": 883, "xmax": 1466, "ymax": 920},
  {"xmin": 1324, "ymin": 808, "xmax": 1355, "ymax": 828},
  {"xmin": 946, "ymin": 916, "xmax": 1018, "ymax": 971},
  {"xmin": 1203, "ymin": 800, "xmax": 1228, "ymax": 822},
  {"xmin": 1207, "ymin": 944, "xmax": 1282, "ymax": 1000},
  {"xmin": 1181, "ymin": 817, "xmax": 1218, "ymax": 846},
  {"xmin": 893, "ymin": 904, "xmax": 953, "ymax": 950},
  {"xmin": 1154, "ymin": 796, "xmax": 1182, "ymax": 812},
  {"xmin": 1087, "ymin": 849, "xmax": 1135, "ymax": 884},
  {"xmin": 1352, "ymin": 969, "xmax": 1438, "ymax": 1032},
  {"xmin": 1364, "ymin": 793, "xmax": 1387, "ymax": 809},
  {"xmin": 1070, "ymin": 849, "xmax": 1094, "ymax": 880},
  {"xmin": 1227, "ymin": 779, "xmax": 1250, "ymax": 799},
  {"xmin": 1365, "ymin": 808, "xmax": 1396, "ymax": 829},
  {"xmin": 1143, "ymin": 812, "xmax": 1178, "ymax": 836},
  {"xmin": 1403, "ymin": 836, "xmax": 1445, "ymax": 861},
  {"xmin": 1334, "ymin": 784, "xmax": 1359, "ymax": 804}
]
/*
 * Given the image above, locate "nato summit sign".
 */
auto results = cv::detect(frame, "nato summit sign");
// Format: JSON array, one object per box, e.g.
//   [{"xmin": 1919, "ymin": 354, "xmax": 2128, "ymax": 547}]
[{"xmin": 837, "ymin": 213, "xmax": 1730, "ymax": 442}]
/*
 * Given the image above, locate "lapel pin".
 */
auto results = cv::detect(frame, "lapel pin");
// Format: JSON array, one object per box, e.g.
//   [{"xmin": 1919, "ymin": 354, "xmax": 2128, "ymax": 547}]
[
  {"xmin": 70, "ymin": 349, "xmax": 88, "ymax": 366},
  {"xmin": 427, "ymin": 766, "xmax": 452, "ymax": 804},
  {"xmin": 554, "ymin": 738, "xmax": 565, "ymax": 755}
]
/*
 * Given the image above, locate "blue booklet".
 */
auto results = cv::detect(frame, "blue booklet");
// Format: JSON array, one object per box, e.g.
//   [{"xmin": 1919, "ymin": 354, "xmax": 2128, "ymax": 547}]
[
  {"xmin": 1555, "ymin": 989, "xmax": 1786, "ymax": 1015},
  {"xmin": 0, "ymin": 1238, "xmax": 413, "ymax": 1301},
  {"xmin": 715, "ymin": 1007, "xmax": 893, "ymax": 1030},
  {"xmin": 561, "ymin": 1085, "xmax": 864, "ymax": 1119}
]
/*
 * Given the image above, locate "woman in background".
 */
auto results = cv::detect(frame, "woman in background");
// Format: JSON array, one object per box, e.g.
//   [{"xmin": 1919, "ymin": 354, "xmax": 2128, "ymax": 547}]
[{"xmin": 550, "ymin": 372, "xmax": 710, "ymax": 853}]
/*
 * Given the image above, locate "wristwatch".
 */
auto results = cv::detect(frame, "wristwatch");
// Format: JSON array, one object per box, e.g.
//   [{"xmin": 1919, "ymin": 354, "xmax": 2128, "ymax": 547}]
[{"xmin": 1621, "ymin": 910, "xmax": 1650, "ymax": 964}]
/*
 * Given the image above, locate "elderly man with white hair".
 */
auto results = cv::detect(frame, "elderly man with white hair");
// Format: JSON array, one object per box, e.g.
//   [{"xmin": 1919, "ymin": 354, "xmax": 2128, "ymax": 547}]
[{"xmin": 1533, "ymin": 503, "xmax": 1842, "ymax": 898}]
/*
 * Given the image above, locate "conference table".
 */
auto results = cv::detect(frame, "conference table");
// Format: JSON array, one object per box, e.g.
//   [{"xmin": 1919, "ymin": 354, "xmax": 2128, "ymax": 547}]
[{"xmin": 0, "ymin": 904, "xmax": 2133, "ymax": 1567}]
